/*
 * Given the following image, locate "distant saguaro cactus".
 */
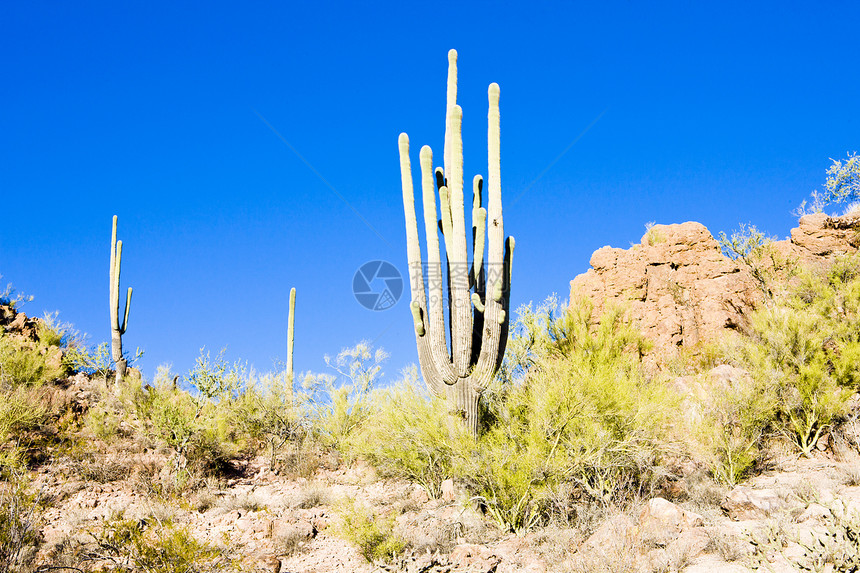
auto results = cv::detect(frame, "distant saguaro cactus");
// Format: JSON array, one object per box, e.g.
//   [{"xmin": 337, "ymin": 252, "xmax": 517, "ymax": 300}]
[
  {"xmin": 398, "ymin": 50, "xmax": 514, "ymax": 435},
  {"xmin": 109, "ymin": 215, "xmax": 132, "ymax": 385},
  {"xmin": 286, "ymin": 286, "xmax": 296, "ymax": 396}
]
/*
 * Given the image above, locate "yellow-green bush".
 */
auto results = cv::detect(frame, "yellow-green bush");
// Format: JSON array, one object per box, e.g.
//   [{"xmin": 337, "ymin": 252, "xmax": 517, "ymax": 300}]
[
  {"xmin": 228, "ymin": 369, "xmax": 305, "ymax": 469},
  {"xmin": 0, "ymin": 332, "xmax": 66, "ymax": 387},
  {"xmin": 722, "ymin": 253, "xmax": 860, "ymax": 457},
  {"xmin": 350, "ymin": 370, "xmax": 455, "ymax": 499},
  {"xmin": 351, "ymin": 298, "xmax": 672, "ymax": 534},
  {"xmin": 89, "ymin": 512, "xmax": 236, "ymax": 573},
  {"xmin": 336, "ymin": 498, "xmax": 407, "ymax": 563},
  {"xmin": 686, "ymin": 371, "xmax": 776, "ymax": 485},
  {"xmin": 0, "ymin": 474, "xmax": 42, "ymax": 573},
  {"xmin": 457, "ymin": 298, "xmax": 672, "ymax": 532},
  {"xmin": 301, "ymin": 343, "xmax": 386, "ymax": 450}
]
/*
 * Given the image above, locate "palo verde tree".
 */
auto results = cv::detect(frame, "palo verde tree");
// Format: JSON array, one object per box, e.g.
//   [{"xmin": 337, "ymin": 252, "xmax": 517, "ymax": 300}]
[
  {"xmin": 398, "ymin": 50, "xmax": 514, "ymax": 435},
  {"xmin": 109, "ymin": 215, "xmax": 132, "ymax": 385}
]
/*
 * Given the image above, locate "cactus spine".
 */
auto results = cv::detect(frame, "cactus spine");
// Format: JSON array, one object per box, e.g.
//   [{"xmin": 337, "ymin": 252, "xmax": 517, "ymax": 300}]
[
  {"xmin": 398, "ymin": 50, "xmax": 514, "ymax": 435},
  {"xmin": 109, "ymin": 215, "xmax": 132, "ymax": 385}
]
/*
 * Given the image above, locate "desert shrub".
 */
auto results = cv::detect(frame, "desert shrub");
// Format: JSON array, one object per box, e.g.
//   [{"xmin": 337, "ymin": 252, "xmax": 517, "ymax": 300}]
[
  {"xmin": 0, "ymin": 332, "xmax": 66, "ymax": 388},
  {"xmin": 457, "ymin": 298, "xmax": 672, "ymax": 533},
  {"xmin": 0, "ymin": 386, "xmax": 48, "ymax": 444},
  {"xmin": 722, "ymin": 254, "xmax": 860, "ymax": 457},
  {"xmin": 63, "ymin": 341, "xmax": 114, "ymax": 380},
  {"xmin": 301, "ymin": 342, "xmax": 386, "ymax": 450},
  {"xmin": 88, "ymin": 512, "xmax": 235, "ymax": 573},
  {"xmin": 686, "ymin": 371, "xmax": 776, "ymax": 486},
  {"xmin": 0, "ymin": 280, "xmax": 32, "ymax": 310},
  {"xmin": 0, "ymin": 470, "xmax": 42, "ymax": 573},
  {"xmin": 228, "ymin": 369, "xmax": 305, "ymax": 469},
  {"xmin": 643, "ymin": 221, "xmax": 665, "ymax": 246},
  {"xmin": 349, "ymin": 369, "xmax": 454, "ymax": 499},
  {"xmin": 0, "ymin": 385, "xmax": 49, "ymax": 475},
  {"xmin": 133, "ymin": 363, "xmax": 237, "ymax": 480},
  {"xmin": 336, "ymin": 498, "xmax": 407, "ymax": 563},
  {"xmin": 719, "ymin": 223, "xmax": 798, "ymax": 297},
  {"xmin": 798, "ymin": 152, "xmax": 860, "ymax": 214}
]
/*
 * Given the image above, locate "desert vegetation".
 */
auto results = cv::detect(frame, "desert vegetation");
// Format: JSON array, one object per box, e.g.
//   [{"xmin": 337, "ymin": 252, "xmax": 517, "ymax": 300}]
[
  {"xmin": 2, "ymin": 230, "xmax": 860, "ymax": 571},
  {"xmin": 2, "ymin": 50, "xmax": 860, "ymax": 572}
]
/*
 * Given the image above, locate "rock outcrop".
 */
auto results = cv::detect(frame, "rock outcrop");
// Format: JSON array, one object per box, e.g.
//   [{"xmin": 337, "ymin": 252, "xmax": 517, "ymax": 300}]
[{"xmin": 569, "ymin": 214, "xmax": 860, "ymax": 360}]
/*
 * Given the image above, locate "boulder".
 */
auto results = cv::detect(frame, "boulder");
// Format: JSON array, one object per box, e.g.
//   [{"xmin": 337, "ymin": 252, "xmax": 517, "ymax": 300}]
[
  {"xmin": 722, "ymin": 487, "xmax": 784, "ymax": 521},
  {"xmin": 570, "ymin": 222, "xmax": 759, "ymax": 360}
]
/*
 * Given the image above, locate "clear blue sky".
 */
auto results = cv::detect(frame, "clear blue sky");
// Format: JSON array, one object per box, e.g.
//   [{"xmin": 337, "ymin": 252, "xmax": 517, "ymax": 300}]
[{"xmin": 1, "ymin": 1, "xmax": 857, "ymax": 384}]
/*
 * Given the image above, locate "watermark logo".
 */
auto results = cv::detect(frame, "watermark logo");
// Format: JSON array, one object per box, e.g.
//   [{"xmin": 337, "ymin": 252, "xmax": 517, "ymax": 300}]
[{"xmin": 353, "ymin": 260, "xmax": 403, "ymax": 311}]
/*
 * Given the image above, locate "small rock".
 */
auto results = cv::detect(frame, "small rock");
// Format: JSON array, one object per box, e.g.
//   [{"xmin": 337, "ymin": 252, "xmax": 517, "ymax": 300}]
[
  {"xmin": 722, "ymin": 487, "xmax": 784, "ymax": 520},
  {"xmin": 441, "ymin": 478, "xmax": 456, "ymax": 502},
  {"xmin": 639, "ymin": 497, "xmax": 704, "ymax": 540},
  {"xmin": 797, "ymin": 502, "xmax": 831, "ymax": 523},
  {"xmin": 450, "ymin": 544, "xmax": 500, "ymax": 573},
  {"xmin": 583, "ymin": 514, "xmax": 638, "ymax": 554}
]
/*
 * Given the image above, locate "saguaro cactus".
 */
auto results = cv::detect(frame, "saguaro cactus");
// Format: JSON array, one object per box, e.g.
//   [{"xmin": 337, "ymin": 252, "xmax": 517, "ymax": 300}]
[
  {"xmin": 286, "ymin": 287, "xmax": 296, "ymax": 395},
  {"xmin": 109, "ymin": 215, "xmax": 132, "ymax": 385},
  {"xmin": 398, "ymin": 50, "xmax": 514, "ymax": 435}
]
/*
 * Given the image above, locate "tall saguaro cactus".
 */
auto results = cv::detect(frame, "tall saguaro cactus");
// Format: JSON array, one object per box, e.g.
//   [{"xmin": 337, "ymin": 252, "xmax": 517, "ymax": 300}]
[
  {"xmin": 109, "ymin": 215, "xmax": 132, "ymax": 385},
  {"xmin": 398, "ymin": 50, "xmax": 514, "ymax": 435},
  {"xmin": 286, "ymin": 287, "xmax": 296, "ymax": 399}
]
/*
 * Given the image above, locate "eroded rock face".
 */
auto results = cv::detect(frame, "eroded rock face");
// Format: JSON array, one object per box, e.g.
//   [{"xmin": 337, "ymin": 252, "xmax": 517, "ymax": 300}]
[
  {"xmin": 775, "ymin": 212, "xmax": 860, "ymax": 263},
  {"xmin": 569, "ymin": 214, "xmax": 860, "ymax": 360},
  {"xmin": 570, "ymin": 222, "xmax": 759, "ymax": 359}
]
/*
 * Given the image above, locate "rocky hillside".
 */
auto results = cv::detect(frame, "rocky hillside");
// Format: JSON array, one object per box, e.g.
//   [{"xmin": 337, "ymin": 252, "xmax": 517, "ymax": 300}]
[
  {"xmin": 570, "ymin": 212, "xmax": 860, "ymax": 360},
  {"xmin": 2, "ymin": 212, "xmax": 860, "ymax": 573}
]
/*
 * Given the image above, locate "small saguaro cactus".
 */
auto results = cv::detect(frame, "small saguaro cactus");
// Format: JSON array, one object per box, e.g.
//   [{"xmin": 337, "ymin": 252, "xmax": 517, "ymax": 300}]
[
  {"xmin": 286, "ymin": 287, "xmax": 296, "ymax": 399},
  {"xmin": 398, "ymin": 49, "xmax": 514, "ymax": 435},
  {"xmin": 109, "ymin": 215, "xmax": 132, "ymax": 385}
]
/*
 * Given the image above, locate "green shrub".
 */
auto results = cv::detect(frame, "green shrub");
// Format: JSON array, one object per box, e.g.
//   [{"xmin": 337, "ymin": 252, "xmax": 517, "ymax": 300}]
[
  {"xmin": 718, "ymin": 223, "xmax": 797, "ymax": 297},
  {"xmin": 0, "ymin": 279, "xmax": 32, "ymax": 309},
  {"xmin": 350, "ymin": 369, "xmax": 454, "ymax": 499},
  {"xmin": 0, "ymin": 474, "xmax": 42, "ymax": 573},
  {"xmin": 89, "ymin": 512, "xmax": 235, "ymax": 573},
  {"xmin": 687, "ymin": 371, "xmax": 776, "ymax": 486},
  {"xmin": 228, "ymin": 369, "xmax": 304, "ymax": 469},
  {"xmin": 133, "ymin": 364, "xmax": 236, "ymax": 480},
  {"xmin": 722, "ymin": 254, "xmax": 860, "ymax": 457},
  {"xmin": 302, "ymin": 343, "xmax": 386, "ymax": 450},
  {"xmin": 461, "ymin": 298, "xmax": 670, "ymax": 533},
  {"xmin": 0, "ymin": 332, "xmax": 66, "ymax": 387},
  {"xmin": 63, "ymin": 341, "xmax": 114, "ymax": 380},
  {"xmin": 0, "ymin": 386, "xmax": 48, "ymax": 444},
  {"xmin": 336, "ymin": 498, "xmax": 407, "ymax": 563},
  {"xmin": 798, "ymin": 152, "xmax": 860, "ymax": 214}
]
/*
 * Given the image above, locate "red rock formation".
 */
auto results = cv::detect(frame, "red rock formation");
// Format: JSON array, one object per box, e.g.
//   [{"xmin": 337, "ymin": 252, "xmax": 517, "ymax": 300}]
[{"xmin": 570, "ymin": 214, "xmax": 860, "ymax": 360}]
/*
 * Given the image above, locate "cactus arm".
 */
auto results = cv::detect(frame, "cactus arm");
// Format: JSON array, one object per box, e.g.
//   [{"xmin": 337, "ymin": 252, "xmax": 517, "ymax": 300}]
[
  {"xmin": 494, "ymin": 236, "xmax": 515, "ymax": 372},
  {"xmin": 471, "ymin": 205, "xmax": 486, "ymax": 290},
  {"xmin": 443, "ymin": 49, "xmax": 458, "ymax": 186},
  {"xmin": 471, "ymin": 293, "xmax": 485, "ymax": 313},
  {"xmin": 421, "ymin": 147, "xmax": 459, "ymax": 383},
  {"xmin": 474, "ymin": 82, "xmax": 507, "ymax": 390},
  {"xmin": 506, "ymin": 236, "xmax": 515, "ymax": 285},
  {"xmin": 110, "ymin": 217, "xmax": 119, "ymax": 331},
  {"xmin": 400, "ymin": 133, "xmax": 450, "ymax": 397},
  {"xmin": 120, "ymin": 287, "xmax": 132, "ymax": 335},
  {"xmin": 410, "ymin": 301, "xmax": 425, "ymax": 336},
  {"xmin": 445, "ymin": 103, "xmax": 473, "ymax": 377},
  {"xmin": 399, "ymin": 133, "xmax": 427, "ymax": 309}
]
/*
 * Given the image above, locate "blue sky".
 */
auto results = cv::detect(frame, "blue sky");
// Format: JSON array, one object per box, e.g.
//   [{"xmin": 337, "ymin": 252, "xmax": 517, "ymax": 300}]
[{"xmin": 1, "ymin": 1, "xmax": 857, "ymax": 384}]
